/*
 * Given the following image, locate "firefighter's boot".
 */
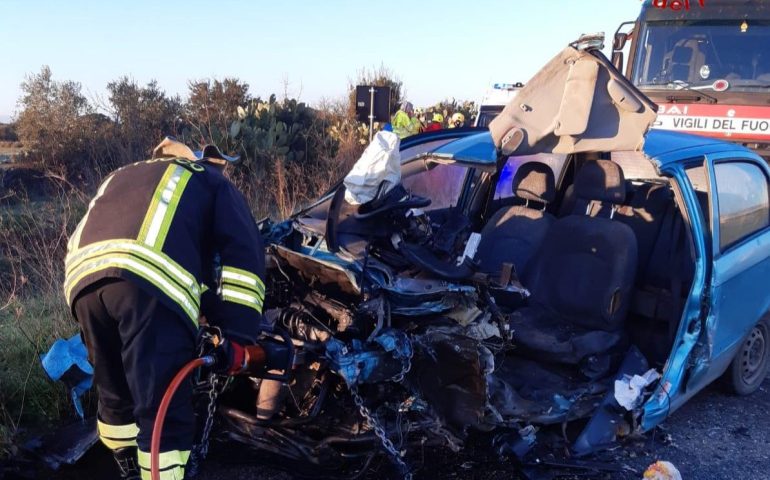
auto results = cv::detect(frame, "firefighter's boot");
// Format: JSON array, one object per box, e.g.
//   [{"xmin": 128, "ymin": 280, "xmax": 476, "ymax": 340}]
[{"xmin": 113, "ymin": 446, "xmax": 141, "ymax": 480}]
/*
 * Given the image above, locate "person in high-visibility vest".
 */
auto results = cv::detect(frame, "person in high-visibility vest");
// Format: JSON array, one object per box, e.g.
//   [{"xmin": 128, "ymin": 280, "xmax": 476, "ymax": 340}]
[
  {"xmin": 64, "ymin": 137, "xmax": 265, "ymax": 479},
  {"xmin": 391, "ymin": 101, "xmax": 420, "ymax": 138},
  {"xmin": 448, "ymin": 112, "xmax": 466, "ymax": 129}
]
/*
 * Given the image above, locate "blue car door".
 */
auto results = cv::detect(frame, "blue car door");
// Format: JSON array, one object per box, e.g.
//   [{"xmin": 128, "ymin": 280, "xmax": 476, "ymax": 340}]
[{"xmin": 702, "ymin": 152, "xmax": 770, "ymax": 381}]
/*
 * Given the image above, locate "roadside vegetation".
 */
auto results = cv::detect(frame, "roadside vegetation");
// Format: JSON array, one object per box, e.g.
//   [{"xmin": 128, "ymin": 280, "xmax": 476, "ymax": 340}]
[{"xmin": 0, "ymin": 65, "xmax": 475, "ymax": 456}]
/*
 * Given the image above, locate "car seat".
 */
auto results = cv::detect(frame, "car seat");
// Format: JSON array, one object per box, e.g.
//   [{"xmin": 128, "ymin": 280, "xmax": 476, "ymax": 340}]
[{"xmin": 509, "ymin": 160, "xmax": 638, "ymax": 370}]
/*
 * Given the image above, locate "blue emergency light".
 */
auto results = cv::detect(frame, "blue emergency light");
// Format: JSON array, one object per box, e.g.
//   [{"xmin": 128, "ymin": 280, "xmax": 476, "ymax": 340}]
[{"xmin": 493, "ymin": 83, "xmax": 524, "ymax": 90}]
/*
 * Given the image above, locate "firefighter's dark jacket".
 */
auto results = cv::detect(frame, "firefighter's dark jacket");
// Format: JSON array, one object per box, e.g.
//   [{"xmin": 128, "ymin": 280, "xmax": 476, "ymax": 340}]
[{"xmin": 64, "ymin": 157, "xmax": 265, "ymax": 342}]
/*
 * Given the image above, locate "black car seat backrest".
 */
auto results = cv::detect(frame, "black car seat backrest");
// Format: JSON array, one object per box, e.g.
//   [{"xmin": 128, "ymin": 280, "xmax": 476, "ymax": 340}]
[
  {"xmin": 526, "ymin": 160, "xmax": 638, "ymax": 332},
  {"xmin": 572, "ymin": 160, "xmax": 627, "ymax": 217},
  {"xmin": 558, "ymin": 183, "xmax": 576, "ymax": 217},
  {"xmin": 476, "ymin": 162, "xmax": 556, "ymax": 279},
  {"xmin": 615, "ymin": 183, "xmax": 673, "ymax": 281}
]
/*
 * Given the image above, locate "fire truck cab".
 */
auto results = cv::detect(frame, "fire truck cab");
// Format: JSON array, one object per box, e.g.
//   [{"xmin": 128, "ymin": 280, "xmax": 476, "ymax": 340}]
[{"xmin": 614, "ymin": 0, "xmax": 770, "ymax": 159}]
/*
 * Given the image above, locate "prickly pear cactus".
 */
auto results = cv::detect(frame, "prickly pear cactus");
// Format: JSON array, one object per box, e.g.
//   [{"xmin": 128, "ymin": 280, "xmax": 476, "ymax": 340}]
[{"xmin": 228, "ymin": 95, "xmax": 330, "ymax": 171}]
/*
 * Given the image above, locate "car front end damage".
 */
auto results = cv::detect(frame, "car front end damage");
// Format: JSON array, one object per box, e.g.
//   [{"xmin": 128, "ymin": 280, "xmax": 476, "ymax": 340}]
[{"xmin": 216, "ymin": 223, "xmax": 640, "ymax": 475}]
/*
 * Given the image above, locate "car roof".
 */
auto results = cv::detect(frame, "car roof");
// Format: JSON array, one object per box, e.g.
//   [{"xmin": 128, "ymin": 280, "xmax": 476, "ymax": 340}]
[
  {"xmin": 411, "ymin": 128, "xmax": 757, "ymax": 171},
  {"xmin": 429, "ymin": 131, "xmax": 497, "ymax": 166},
  {"xmin": 642, "ymin": 129, "xmax": 757, "ymax": 167}
]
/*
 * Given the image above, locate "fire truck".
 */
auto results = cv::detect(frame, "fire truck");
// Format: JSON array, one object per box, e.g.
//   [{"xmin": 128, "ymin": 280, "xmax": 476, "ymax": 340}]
[{"xmin": 613, "ymin": 0, "xmax": 770, "ymax": 159}]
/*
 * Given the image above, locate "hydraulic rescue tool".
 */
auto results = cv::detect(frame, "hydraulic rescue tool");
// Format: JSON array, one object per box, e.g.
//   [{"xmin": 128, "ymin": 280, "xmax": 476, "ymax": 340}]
[{"xmin": 150, "ymin": 326, "xmax": 294, "ymax": 480}]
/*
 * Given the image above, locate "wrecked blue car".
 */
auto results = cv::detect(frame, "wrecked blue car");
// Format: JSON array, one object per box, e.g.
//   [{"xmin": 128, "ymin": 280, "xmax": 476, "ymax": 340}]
[{"xmin": 215, "ymin": 39, "xmax": 770, "ymax": 476}]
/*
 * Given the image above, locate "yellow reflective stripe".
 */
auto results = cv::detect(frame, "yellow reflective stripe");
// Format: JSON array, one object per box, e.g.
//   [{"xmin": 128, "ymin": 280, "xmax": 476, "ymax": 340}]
[
  {"xmin": 138, "ymin": 165, "xmax": 176, "ymax": 244},
  {"xmin": 65, "ymin": 255, "xmax": 199, "ymax": 324},
  {"xmin": 221, "ymin": 278, "xmax": 264, "ymax": 301},
  {"xmin": 68, "ymin": 174, "xmax": 115, "ymax": 252},
  {"xmin": 65, "ymin": 239, "xmax": 198, "ymax": 295},
  {"xmin": 65, "ymin": 255, "xmax": 199, "ymax": 323},
  {"xmin": 221, "ymin": 286, "xmax": 264, "ymax": 313},
  {"xmin": 64, "ymin": 254, "xmax": 199, "ymax": 314},
  {"xmin": 221, "ymin": 266, "xmax": 265, "ymax": 296},
  {"xmin": 97, "ymin": 420, "xmax": 138, "ymax": 450},
  {"xmin": 145, "ymin": 166, "xmax": 192, "ymax": 249},
  {"xmin": 138, "ymin": 449, "xmax": 190, "ymax": 480},
  {"xmin": 100, "ymin": 436, "xmax": 137, "ymax": 450}
]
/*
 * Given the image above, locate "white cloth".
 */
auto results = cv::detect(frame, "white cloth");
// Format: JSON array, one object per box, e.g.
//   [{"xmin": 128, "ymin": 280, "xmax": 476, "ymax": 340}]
[
  {"xmin": 614, "ymin": 368, "xmax": 661, "ymax": 411},
  {"xmin": 343, "ymin": 131, "xmax": 401, "ymax": 205}
]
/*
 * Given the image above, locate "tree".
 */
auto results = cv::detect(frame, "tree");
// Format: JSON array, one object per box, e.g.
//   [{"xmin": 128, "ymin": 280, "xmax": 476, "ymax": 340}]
[
  {"xmin": 184, "ymin": 78, "xmax": 250, "ymax": 151},
  {"xmin": 15, "ymin": 66, "xmax": 94, "ymax": 176},
  {"xmin": 106, "ymin": 76, "xmax": 182, "ymax": 161}
]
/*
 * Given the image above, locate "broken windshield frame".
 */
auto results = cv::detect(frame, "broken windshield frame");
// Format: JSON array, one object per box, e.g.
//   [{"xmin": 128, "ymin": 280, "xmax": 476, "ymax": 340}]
[{"xmin": 633, "ymin": 21, "xmax": 770, "ymax": 94}]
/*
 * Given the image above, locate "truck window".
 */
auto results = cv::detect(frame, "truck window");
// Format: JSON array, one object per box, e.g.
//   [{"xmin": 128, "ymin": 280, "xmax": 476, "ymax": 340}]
[
  {"xmin": 714, "ymin": 161, "xmax": 770, "ymax": 250},
  {"xmin": 475, "ymin": 106, "xmax": 504, "ymax": 128},
  {"xmin": 633, "ymin": 21, "xmax": 770, "ymax": 93}
]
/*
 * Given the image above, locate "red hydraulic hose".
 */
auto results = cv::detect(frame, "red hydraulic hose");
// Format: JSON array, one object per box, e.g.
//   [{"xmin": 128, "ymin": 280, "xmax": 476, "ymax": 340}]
[{"xmin": 150, "ymin": 356, "xmax": 214, "ymax": 480}]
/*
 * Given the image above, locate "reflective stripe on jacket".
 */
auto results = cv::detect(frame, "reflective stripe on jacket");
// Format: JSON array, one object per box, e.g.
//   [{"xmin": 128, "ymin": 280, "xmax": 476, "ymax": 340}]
[{"xmin": 64, "ymin": 158, "xmax": 265, "ymax": 341}]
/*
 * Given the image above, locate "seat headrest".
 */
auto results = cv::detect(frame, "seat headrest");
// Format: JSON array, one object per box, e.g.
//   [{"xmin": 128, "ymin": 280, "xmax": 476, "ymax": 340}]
[
  {"xmin": 574, "ymin": 160, "xmax": 626, "ymax": 204},
  {"xmin": 672, "ymin": 46, "xmax": 693, "ymax": 64},
  {"xmin": 512, "ymin": 162, "xmax": 556, "ymax": 204},
  {"xmin": 631, "ymin": 183, "xmax": 672, "ymax": 214}
]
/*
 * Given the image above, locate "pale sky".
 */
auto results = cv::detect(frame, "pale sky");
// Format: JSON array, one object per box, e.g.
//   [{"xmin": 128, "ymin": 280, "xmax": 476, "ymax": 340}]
[{"xmin": 0, "ymin": 0, "xmax": 642, "ymax": 121}]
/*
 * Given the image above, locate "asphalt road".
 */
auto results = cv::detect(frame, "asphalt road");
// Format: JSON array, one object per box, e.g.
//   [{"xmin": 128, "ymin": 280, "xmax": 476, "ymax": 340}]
[{"xmin": 40, "ymin": 376, "xmax": 770, "ymax": 480}]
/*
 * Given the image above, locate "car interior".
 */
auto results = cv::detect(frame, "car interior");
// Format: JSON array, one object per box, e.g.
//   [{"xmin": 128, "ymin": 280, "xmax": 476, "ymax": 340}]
[
  {"xmin": 477, "ymin": 153, "xmax": 696, "ymax": 373},
  {"xmin": 293, "ymin": 148, "xmax": 696, "ymax": 422}
]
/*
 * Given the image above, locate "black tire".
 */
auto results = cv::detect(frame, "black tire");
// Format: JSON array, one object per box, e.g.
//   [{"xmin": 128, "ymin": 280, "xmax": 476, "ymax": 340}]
[{"xmin": 725, "ymin": 317, "xmax": 770, "ymax": 396}]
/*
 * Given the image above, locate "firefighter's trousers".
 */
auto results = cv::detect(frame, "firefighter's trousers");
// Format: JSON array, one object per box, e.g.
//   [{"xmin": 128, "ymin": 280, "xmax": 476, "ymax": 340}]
[{"xmin": 75, "ymin": 278, "xmax": 196, "ymax": 479}]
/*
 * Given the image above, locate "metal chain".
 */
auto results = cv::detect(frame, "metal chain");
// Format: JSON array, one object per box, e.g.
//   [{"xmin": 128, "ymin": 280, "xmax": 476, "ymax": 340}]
[
  {"xmin": 350, "ymin": 384, "xmax": 412, "ymax": 480},
  {"xmin": 187, "ymin": 374, "xmax": 230, "ymax": 478},
  {"xmin": 347, "ymin": 342, "xmax": 414, "ymax": 479},
  {"xmin": 192, "ymin": 374, "xmax": 229, "ymax": 463},
  {"xmin": 391, "ymin": 345, "xmax": 413, "ymax": 384}
]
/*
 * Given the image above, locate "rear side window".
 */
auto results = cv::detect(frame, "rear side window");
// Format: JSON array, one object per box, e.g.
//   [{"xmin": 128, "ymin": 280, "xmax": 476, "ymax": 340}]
[
  {"xmin": 714, "ymin": 161, "xmax": 770, "ymax": 250},
  {"xmin": 685, "ymin": 163, "xmax": 711, "ymax": 231},
  {"xmin": 611, "ymin": 151, "xmax": 661, "ymax": 180}
]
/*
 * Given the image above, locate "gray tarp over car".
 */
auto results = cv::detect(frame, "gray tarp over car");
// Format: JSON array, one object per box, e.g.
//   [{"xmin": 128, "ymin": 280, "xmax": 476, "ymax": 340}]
[{"xmin": 489, "ymin": 42, "xmax": 658, "ymax": 156}]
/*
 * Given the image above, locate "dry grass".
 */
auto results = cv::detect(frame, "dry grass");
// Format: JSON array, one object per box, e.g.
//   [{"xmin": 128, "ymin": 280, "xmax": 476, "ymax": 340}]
[
  {"xmin": 236, "ymin": 134, "xmax": 363, "ymax": 220},
  {"xmin": 0, "ymin": 187, "xmax": 87, "ymax": 455}
]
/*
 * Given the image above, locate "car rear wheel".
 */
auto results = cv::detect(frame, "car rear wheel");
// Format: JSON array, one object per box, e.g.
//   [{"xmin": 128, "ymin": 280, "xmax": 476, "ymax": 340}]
[{"xmin": 725, "ymin": 318, "xmax": 770, "ymax": 396}]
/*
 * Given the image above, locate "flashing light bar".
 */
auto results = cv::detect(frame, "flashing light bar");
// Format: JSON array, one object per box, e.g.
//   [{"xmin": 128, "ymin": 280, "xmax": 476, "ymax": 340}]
[{"xmin": 493, "ymin": 82, "xmax": 524, "ymax": 90}]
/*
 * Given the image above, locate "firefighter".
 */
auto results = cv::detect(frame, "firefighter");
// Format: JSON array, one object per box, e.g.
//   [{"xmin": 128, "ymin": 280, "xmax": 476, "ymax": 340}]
[
  {"xmin": 424, "ymin": 112, "xmax": 444, "ymax": 132},
  {"xmin": 391, "ymin": 101, "xmax": 419, "ymax": 138},
  {"xmin": 64, "ymin": 137, "xmax": 266, "ymax": 479},
  {"xmin": 449, "ymin": 112, "xmax": 466, "ymax": 128}
]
